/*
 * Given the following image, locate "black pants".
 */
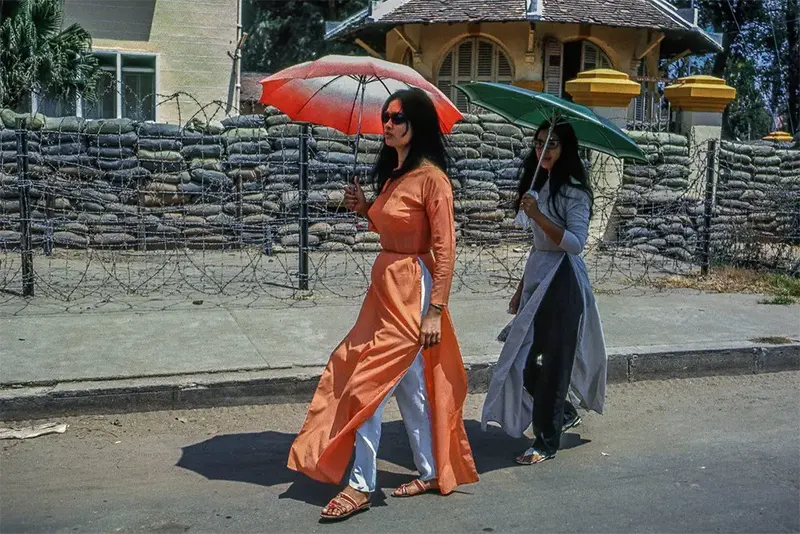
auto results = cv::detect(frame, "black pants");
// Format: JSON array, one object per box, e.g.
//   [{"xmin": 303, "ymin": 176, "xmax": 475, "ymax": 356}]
[{"xmin": 522, "ymin": 259, "xmax": 583, "ymax": 455}]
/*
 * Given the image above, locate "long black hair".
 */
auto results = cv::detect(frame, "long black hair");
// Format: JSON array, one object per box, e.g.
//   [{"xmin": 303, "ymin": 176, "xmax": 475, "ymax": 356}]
[
  {"xmin": 514, "ymin": 120, "xmax": 593, "ymax": 219},
  {"xmin": 371, "ymin": 88, "xmax": 450, "ymax": 194}
]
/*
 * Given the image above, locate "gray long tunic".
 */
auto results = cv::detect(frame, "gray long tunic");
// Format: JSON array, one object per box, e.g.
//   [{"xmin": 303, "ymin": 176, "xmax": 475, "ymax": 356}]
[{"xmin": 481, "ymin": 178, "xmax": 608, "ymax": 438}]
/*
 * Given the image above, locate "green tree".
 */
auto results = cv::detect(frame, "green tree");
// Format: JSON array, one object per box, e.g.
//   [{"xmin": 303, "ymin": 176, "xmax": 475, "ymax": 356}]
[
  {"xmin": 242, "ymin": 0, "xmax": 369, "ymax": 73},
  {"xmin": 672, "ymin": 0, "xmax": 798, "ymax": 139},
  {"xmin": 723, "ymin": 59, "xmax": 774, "ymax": 139},
  {"xmin": 0, "ymin": 0, "xmax": 100, "ymax": 110},
  {"xmin": 775, "ymin": 0, "xmax": 798, "ymax": 134}
]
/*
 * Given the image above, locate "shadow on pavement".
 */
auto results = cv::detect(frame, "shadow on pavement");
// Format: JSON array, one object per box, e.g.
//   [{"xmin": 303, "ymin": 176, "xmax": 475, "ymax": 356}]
[{"xmin": 176, "ymin": 419, "xmax": 591, "ymax": 507}]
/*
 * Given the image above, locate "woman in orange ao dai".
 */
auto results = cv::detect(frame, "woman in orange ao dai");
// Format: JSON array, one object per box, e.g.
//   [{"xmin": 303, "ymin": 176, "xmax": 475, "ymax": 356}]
[{"xmin": 287, "ymin": 87, "xmax": 478, "ymax": 521}]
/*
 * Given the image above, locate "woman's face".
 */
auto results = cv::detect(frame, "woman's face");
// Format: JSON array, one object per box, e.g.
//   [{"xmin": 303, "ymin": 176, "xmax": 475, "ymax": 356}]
[
  {"xmin": 535, "ymin": 130, "xmax": 562, "ymax": 170},
  {"xmin": 382, "ymin": 99, "xmax": 412, "ymax": 149}
]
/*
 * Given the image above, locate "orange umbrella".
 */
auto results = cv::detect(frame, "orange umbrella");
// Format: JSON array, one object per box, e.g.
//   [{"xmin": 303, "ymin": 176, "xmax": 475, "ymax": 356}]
[{"xmin": 259, "ymin": 54, "xmax": 462, "ymax": 137}]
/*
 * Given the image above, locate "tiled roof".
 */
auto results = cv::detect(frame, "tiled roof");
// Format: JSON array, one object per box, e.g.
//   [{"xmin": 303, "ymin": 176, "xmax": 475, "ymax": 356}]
[
  {"xmin": 331, "ymin": 0, "xmax": 692, "ymax": 31},
  {"xmin": 325, "ymin": 0, "xmax": 721, "ymax": 53},
  {"xmin": 379, "ymin": 0, "xmax": 528, "ymax": 24},
  {"xmin": 539, "ymin": 0, "xmax": 686, "ymax": 30}
]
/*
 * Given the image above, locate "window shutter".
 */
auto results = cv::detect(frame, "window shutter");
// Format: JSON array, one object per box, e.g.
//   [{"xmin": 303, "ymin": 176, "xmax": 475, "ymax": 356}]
[
  {"xmin": 436, "ymin": 38, "xmax": 514, "ymax": 112},
  {"xmin": 457, "ymin": 40, "xmax": 473, "ymax": 79},
  {"xmin": 544, "ymin": 39, "xmax": 563, "ymax": 96},
  {"xmin": 437, "ymin": 50, "xmax": 455, "ymax": 105},
  {"xmin": 477, "ymin": 40, "xmax": 494, "ymax": 79},
  {"xmin": 498, "ymin": 51, "xmax": 513, "ymax": 80},
  {"xmin": 581, "ymin": 41, "xmax": 598, "ymax": 71},
  {"xmin": 438, "ymin": 50, "xmax": 453, "ymax": 84}
]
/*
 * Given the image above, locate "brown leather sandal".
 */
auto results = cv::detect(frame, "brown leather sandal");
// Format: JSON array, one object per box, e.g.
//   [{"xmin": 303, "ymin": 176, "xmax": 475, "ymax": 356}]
[
  {"xmin": 320, "ymin": 492, "xmax": 370, "ymax": 521},
  {"xmin": 392, "ymin": 478, "xmax": 439, "ymax": 497},
  {"xmin": 515, "ymin": 447, "xmax": 555, "ymax": 465}
]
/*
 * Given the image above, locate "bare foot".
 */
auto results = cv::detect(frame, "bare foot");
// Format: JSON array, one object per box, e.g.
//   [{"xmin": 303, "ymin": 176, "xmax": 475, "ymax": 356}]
[{"xmin": 392, "ymin": 478, "xmax": 439, "ymax": 497}]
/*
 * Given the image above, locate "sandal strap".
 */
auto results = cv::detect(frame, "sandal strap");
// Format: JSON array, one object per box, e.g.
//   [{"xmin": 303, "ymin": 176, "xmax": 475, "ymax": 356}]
[
  {"xmin": 413, "ymin": 479, "xmax": 427, "ymax": 493},
  {"xmin": 336, "ymin": 492, "xmax": 359, "ymax": 510}
]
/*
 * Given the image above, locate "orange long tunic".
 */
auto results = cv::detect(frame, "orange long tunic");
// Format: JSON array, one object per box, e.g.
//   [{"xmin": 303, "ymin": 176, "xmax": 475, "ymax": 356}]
[{"xmin": 287, "ymin": 161, "xmax": 479, "ymax": 495}]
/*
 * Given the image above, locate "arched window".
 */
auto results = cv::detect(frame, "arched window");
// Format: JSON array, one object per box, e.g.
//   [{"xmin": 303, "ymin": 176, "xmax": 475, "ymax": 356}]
[
  {"xmin": 436, "ymin": 38, "xmax": 513, "ymax": 111},
  {"xmin": 581, "ymin": 41, "xmax": 613, "ymax": 71}
]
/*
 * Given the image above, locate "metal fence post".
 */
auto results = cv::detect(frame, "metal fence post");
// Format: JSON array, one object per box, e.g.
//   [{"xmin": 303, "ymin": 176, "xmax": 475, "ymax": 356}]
[
  {"xmin": 298, "ymin": 123, "xmax": 310, "ymax": 290},
  {"xmin": 137, "ymin": 174, "xmax": 146, "ymax": 251},
  {"xmin": 15, "ymin": 117, "xmax": 34, "ymax": 297},
  {"xmin": 700, "ymin": 138, "xmax": 717, "ymax": 276},
  {"xmin": 44, "ymin": 188, "xmax": 54, "ymax": 256},
  {"xmin": 235, "ymin": 174, "xmax": 243, "ymax": 246}
]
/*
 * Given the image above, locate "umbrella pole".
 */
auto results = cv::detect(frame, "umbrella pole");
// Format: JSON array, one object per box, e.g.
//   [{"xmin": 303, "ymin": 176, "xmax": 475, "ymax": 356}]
[
  {"xmin": 353, "ymin": 77, "xmax": 366, "ymax": 183},
  {"xmin": 529, "ymin": 114, "xmax": 557, "ymax": 190}
]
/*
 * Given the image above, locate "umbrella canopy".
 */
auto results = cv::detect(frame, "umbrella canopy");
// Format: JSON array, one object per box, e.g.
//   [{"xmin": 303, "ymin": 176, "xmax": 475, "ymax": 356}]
[
  {"xmin": 260, "ymin": 55, "xmax": 462, "ymax": 135},
  {"xmin": 455, "ymin": 82, "xmax": 647, "ymax": 163}
]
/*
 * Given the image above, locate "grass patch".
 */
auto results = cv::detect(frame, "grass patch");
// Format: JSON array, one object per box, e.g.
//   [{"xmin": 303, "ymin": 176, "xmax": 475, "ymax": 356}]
[
  {"xmin": 759, "ymin": 295, "xmax": 796, "ymax": 305},
  {"xmin": 653, "ymin": 267, "xmax": 799, "ymax": 304},
  {"xmin": 768, "ymin": 273, "xmax": 800, "ymax": 298},
  {"xmin": 749, "ymin": 336, "xmax": 794, "ymax": 345}
]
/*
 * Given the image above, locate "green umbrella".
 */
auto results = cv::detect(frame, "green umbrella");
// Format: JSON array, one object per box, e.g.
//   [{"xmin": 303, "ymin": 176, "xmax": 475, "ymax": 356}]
[{"xmin": 455, "ymin": 82, "xmax": 648, "ymax": 163}]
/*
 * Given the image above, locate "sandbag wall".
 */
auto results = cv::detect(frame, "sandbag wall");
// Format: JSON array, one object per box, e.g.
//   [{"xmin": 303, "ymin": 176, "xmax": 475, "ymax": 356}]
[
  {"xmin": 1, "ymin": 112, "xmax": 45, "ymax": 247},
  {"xmin": 714, "ymin": 140, "xmax": 800, "ymax": 262},
  {"xmin": 0, "ymin": 111, "xmax": 293, "ymax": 250},
  {"xmin": 614, "ymin": 131, "xmax": 699, "ymax": 262},
  {"xmin": 1, "ymin": 107, "xmax": 797, "ymax": 263},
  {"xmin": 0, "ymin": 109, "xmax": 537, "ymax": 252}
]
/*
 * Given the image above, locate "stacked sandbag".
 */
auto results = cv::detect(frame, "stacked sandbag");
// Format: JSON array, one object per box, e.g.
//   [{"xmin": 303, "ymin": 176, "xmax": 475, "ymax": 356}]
[
  {"xmin": 776, "ymin": 145, "xmax": 800, "ymax": 245},
  {"xmin": 0, "ymin": 110, "xmax": 45, "ymax": 174},
  {"xmin": 85, "ymin": 118, "xmax": 140, "ymax": 178},
  {"xmin": 715, "ymin": 140, "xmax": 800, "ymax": 261},
  {"xmin": 272, "ymin": 123, "xmax": 322, "ymax": 250},
  {"xmin": 219, "ymin": 115, "xmax": 272, "ymax": 246},
  {"xmin": 136, "ymin": 122, "xmax": 186, "ymax": 221},
  {"xmin": 0, "ymin": 171, "xmax": 22, "ymax": 248},
  {"xmin": 180, "ymin": 119, "xmax": 225, "ymax": 202},
  {"xmin": 82, "ymin": 119, "xmax": 140, "ymax": 247},
  {"xmin": 616, "ymin": 131, "xmax": 698, "ymax": 262},
  {"xmin": 449, "ymin": 114, "xmax": 529, "ymax": 244},
  {"xmin": 225, "ymin": 114, "xmax": 271, "ymax": 177}
]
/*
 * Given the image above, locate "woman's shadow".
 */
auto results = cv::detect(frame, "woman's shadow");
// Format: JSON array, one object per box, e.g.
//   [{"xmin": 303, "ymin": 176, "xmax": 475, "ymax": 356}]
[{"xmin": 176, "ymin": 420, "xmax": 589, "ymax": 506}]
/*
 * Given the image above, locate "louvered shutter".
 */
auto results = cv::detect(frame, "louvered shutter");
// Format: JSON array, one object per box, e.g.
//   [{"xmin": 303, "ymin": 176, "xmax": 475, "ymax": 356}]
[
  {"xmin": 544, "ymin": 39, "xmax": 563, "ymax": 96},
  {"xmin": 477, "ymin": 40, "xmax": 494, "ymax": 79},
  {"xmin": 454, "ymin": 41, "xmax": 473, "ymax": 110},
  {"xmin": 581, "ymin": 41, "xmax": 598, "ymax": 71},
  {"xmin": 498, "ymin": 51, "xmax": 513, "ymax": 81},
  {"xmin": 437, "ymin": 50, "xmax": 455, "ymax": 108}
]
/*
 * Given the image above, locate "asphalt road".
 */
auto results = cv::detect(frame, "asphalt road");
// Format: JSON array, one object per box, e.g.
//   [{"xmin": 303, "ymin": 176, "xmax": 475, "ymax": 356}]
[{"xmin": 2, "ymin": 372, "xmax": 798, "ymax": 533}]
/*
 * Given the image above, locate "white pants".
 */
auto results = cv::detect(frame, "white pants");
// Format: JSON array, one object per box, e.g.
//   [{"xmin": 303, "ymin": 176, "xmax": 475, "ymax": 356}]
[{"xmin": 349, "ymin": 259, "xmax": 437, "ymax": 493}]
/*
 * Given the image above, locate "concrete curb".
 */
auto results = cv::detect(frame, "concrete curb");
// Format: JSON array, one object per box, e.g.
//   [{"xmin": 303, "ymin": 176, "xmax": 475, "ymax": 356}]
[{"xmin": 1, "ymin": 343, "xmax": 798, "ymax": 420}]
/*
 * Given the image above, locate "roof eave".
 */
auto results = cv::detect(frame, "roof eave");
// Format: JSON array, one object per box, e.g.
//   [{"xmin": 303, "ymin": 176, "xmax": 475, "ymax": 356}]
[{"xmin": 324, "ymin": 7, "xmax": 370, "ymax": 41}]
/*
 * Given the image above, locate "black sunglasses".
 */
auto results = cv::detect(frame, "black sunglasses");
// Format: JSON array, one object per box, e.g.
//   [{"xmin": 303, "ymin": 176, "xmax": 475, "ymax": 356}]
[{"xmin": 381, "ymin": 111, "xmax": 408, "ymax": 125}]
